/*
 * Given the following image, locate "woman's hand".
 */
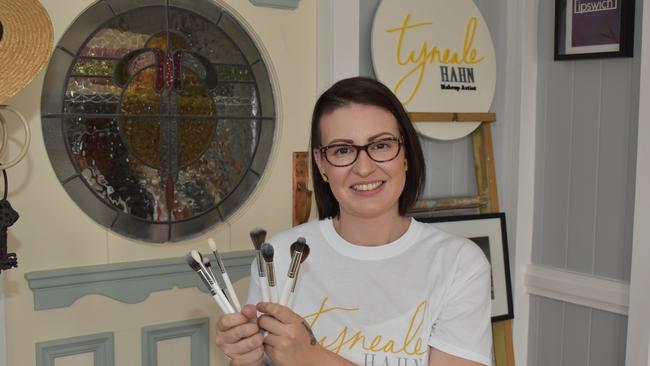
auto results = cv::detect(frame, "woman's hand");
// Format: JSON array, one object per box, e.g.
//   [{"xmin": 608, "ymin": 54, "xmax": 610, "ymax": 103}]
[
  {"xmin": 257, "ymin": 302, "xmax": 322, "ymax": 366},
  {"xmin": 215, "ymin": 304, "xmax": 265, "ymax": 366}
]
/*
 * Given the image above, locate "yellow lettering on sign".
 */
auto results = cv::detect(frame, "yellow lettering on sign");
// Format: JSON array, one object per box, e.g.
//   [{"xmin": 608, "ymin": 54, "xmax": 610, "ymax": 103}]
[{"xmin": 385, "ymin": 14, "xmax": 485, "ymax": 105}]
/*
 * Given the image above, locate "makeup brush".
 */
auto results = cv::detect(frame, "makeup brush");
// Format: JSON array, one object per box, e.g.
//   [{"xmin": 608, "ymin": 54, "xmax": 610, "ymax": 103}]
[
  {"xmin": 202, "ymin": 256, "xmax": 229, "ymax": 300},
  {"xmin": 250, "ymin": 228, "xmax": 270, "ymax": 302},
  {"xmin": 288, "ymin": 240, "xmax": 310, "ymax": 308},
  {"xmin": 208, "ymin": 238, "xmax": 241, "ymax": 311},
  {"xmin": 191, "ymin": 250, "xmax": 235, "ymax": 313},
  {"xmin": 260, "ymin": 243, "xmax": 278, "ymax": 303},
  {"xmin": 185, "ymin": 251, "xmax": 235, "ymax": 314},
  {"xmin": 279, "ymin": 237, "xmax": 310, "ymax": 307}
]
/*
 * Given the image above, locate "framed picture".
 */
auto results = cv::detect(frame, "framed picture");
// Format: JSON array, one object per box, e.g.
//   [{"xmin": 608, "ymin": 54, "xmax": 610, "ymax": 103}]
[
  {"xmin": 416, "ymin": 213, "xmax": 513, "ymax": 322},
  {"xmin": 554, "ymin": 0, "xmax": 635, "ymax": 60}
]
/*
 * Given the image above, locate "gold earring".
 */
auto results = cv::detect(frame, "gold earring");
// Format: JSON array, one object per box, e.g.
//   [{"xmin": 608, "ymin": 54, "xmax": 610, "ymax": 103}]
[
  {"xmin": 321, "ymin": 173, "xmax": 329, "ymax": 182},
  {"xmin": 404, "ymin": 160, "xmax": 408, "ymax": 172}
]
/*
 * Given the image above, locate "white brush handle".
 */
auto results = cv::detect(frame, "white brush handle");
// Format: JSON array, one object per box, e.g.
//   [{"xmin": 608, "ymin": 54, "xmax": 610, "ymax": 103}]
[
  {"xmin": 194, "ymin": 257, "xmax": 235, "ymax": 314},
  {"xmin": 269, "ymin": 284, "xmax": 278, "ymax": 303},
  {"xmin": 279, "ymin": 277, "xmax": 294, "ymax": 306},
  {"xmin": 260, "ymin": 276, "xmax": 271, "ymax": 302},
  {"xmin": 288, "ymin": 292, "xmax": 294, "ymax": 309},
  {"xmin": 212, "ymin": 291, "xmax": 235, "ymax": 314},
  {"xmin": 216, "ymin": 284, "xmax": 236, "ymax": 313},
  {"xmin": 222, "ymin": 272, "xmax": 241, "ymax": 312}
]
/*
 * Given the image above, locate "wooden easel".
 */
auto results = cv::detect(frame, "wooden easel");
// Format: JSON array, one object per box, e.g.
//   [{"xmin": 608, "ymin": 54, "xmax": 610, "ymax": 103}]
[
  {"xmin": 290, "ymin": 112, "xmax": 514, "ymax": 366},
  {"xmin": 292, "ymin": 152, "xmax": 311, "ymax": 226},
  {"xmin": 409, "ymin": 112, "xmax": 515, "ymax": 366}
]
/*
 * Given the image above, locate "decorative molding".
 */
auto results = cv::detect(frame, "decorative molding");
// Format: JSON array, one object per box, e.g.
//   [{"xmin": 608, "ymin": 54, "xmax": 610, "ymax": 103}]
[
  {"xmin": 141, "ymin": 318, "xmax": 209, "ymax": 366},
  {"xmin": 249, "ymin": 0, "xmax": 299, "ymax": 10},
  {"xmin": 524, "ymin": 264, "xmax": 630, "ymax": 315},
  {"xmin": 25, "ymin": 250, "xmax": 255, "ymax": 311},
  {"xmin": 35, "ymin": 332, "xmax": 114, "ymax": 366}
]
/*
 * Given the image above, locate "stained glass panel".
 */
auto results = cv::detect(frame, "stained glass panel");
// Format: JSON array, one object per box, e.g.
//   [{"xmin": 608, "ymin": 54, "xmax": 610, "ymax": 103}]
[
  {"xmin": 71, "ymin": 59, "xmax": 118, "ymax": 77},
  {"xmin": 42, "ymin": 2, "xmax": 275, "ymax": 242},
  {"xmin": 65, "ymin": 77, "xmax": 121, "ymax": 114}
]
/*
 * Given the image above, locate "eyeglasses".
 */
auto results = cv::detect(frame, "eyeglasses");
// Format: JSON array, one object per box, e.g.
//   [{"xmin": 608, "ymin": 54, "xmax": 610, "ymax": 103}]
[{"xmin": 319, "ymin": 136, "xmax": 404, "ymax": 167}]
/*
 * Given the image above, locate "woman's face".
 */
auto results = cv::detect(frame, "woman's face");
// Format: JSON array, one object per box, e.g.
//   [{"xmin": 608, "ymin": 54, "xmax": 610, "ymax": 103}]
[{"xmin": 313, "ymin": 103, "xmax": 406, "ymax": 220}]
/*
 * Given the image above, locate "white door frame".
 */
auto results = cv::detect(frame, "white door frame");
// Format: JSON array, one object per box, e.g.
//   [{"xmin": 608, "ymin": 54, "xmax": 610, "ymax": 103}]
[
  {"xmin": 625, "ymin": 0, "xmax": 650, "ymax": 364},
  {"xmin": 317, "ymin": 0, "xmax": 360, "ymax": 93},
  {"xmin": 507, "ymin": 0, "xmax": 539, "ymax": 363}
]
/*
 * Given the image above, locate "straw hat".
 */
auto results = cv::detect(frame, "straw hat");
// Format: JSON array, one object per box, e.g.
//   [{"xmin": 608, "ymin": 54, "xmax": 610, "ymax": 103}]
[{"xmin": 0, "ymin": 0, "xmax": 53, "ymax": 104}]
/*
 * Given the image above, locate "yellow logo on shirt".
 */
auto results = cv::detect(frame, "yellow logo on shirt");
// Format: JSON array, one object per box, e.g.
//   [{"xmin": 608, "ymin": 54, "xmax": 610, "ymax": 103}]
[{"xmin": 303, "ymin": 297, "xmax": 429, "ymax": 356}]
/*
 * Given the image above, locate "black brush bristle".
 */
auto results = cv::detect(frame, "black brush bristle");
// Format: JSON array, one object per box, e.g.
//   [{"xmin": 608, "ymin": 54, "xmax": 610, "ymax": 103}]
[
  {"xmin": 261, "ymin": 242, "xmax": 274, "ymax": 262},
  {"xmin": 299, "ymin": 243, "xmax": 310, "ymax": 263},
  {"xmin": 290, "ymin": 237, "xmax": 308, "ymax": 261},
  {"xmin": 249, "ymin": 228, "xmax": 267, "ymax": 250}
]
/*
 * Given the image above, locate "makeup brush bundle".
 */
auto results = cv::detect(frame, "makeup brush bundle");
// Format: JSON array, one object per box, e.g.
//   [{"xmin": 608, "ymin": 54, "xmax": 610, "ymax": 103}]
[
  {"xmin": 249, "ymin": 228, "xmax": 310, "ymax": 308},
  {"xmin": 184, "ymin": 229, "xmax": 310, "ymax": 313},
  {"xmin": 185, "ymin": 245, "xmax": 240, "ymax": 314}
]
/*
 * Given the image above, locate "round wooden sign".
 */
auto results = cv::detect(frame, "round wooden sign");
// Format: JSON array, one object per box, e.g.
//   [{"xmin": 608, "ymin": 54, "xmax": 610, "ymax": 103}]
[{"xmin": 372, "ymin": 0, "xmax": 496, "ymax": 140}]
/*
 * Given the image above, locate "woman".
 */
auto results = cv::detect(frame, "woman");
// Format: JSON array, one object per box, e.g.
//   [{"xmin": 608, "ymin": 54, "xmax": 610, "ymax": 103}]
[{"xmin": 215, "ymin": 77, "xmax": 492, "ymax": 366}]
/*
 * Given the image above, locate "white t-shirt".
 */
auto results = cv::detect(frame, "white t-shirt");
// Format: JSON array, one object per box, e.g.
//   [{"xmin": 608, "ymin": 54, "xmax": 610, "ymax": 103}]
[{"xmin": 247, "ymin": 218, "xmax": 492, "ymax": 366}]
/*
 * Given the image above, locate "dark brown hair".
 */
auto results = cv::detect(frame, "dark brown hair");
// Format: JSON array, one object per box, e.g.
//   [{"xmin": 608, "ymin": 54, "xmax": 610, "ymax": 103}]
[{"xmin": 310, "ymin": 77, "xmax": 425, "ymax": 219}]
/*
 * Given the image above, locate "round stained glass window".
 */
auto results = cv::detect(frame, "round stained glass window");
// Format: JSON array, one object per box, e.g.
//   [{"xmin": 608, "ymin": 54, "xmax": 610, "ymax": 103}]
[{"xmin": 41, "ymin": 0, "xmax": 276, "ymax": 242}]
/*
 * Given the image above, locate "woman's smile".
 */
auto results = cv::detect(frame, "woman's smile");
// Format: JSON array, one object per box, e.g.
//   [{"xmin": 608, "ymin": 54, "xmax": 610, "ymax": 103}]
[{"xmin": 350, "ymin": 180, "xmax": 385, "ymax": 192}]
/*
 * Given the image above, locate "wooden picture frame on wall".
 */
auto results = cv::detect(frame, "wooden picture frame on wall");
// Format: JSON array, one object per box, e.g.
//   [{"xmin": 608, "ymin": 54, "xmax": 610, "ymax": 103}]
[
  {"xmin": 417, "ymin": 213, "xmax": 514, "ymax": 322},
  {"xmin": 554, "ymin": 0, "xmax": 635, "ymax": 60}
]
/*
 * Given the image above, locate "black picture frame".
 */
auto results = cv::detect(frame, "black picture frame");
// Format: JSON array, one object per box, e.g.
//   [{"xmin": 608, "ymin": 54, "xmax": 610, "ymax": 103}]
[
  {"xmin": 416, "ymin": 213, "xmax": 514, "ymax": 322},
  {"xmin": 554, "ymin": 0, "xmax": 634, "ymax": 60}
]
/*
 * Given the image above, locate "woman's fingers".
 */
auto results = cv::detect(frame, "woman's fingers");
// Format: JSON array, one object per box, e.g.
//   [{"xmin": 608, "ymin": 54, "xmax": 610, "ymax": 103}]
[
  {"xmin": 261, "ymin": 318, "xmax": 321, "ymax": 366},
  {"xmin": 222, "ymin": 331, "xmax": 265, "ymax": 356},
  {"xmin": 223, "ymin": 322, "xmax": 260, "ymax": 343},
  {"xmin": 257, "ymin": 302, "xmax": 303, "ymax": 337},
  {"xmin": 256, "ymin": 301, "xmax": 323, "ymax": 365},
  {"xmin": 256, "ymin": 302, "xmax": 298, "ymax": 323},
  {"xmin": 214, "ymin": 304, "xmax": 265, "ymax": 365},
  {"xmin": 258, "ymin": 313, "xmax": 285, "ymax": 335},
  {"xmin": 215, "ymin": 308, "xmax": 263, "ymax": 356},
  {"xmin": 261, "ymin": 332, "xmax": 283, "ymax": 347},
  {"xmin": 228, "ymin": 343, "xmax": 265, "ymax": 366},
  {"xmin": 240, "ymin": 303, "xmax": 258, "ymax": 322},
  {"xmin": 216, "ymin": 312, "xmax": 249, "ymax": 332}
]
